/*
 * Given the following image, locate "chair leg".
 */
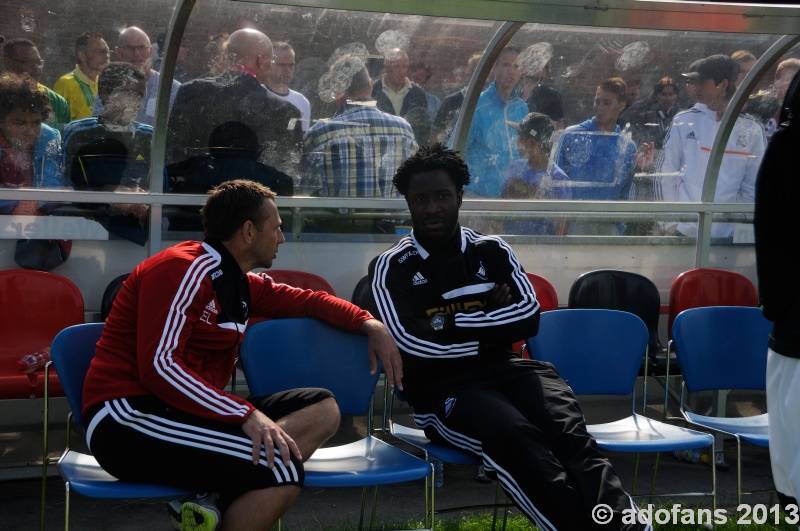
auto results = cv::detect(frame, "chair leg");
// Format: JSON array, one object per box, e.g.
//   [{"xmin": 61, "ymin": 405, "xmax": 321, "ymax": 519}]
[
  {"xmin": 426, "ymin": 472, "xmax": 434, "ymax": 530},
  {"xmin": 369, "ymin": 485, "xmax": 379, "ymax": 530},
  {"xmin": 488, "ymin": 480, "xmax": 510, "ymax": 531},
  {"xmin": 41, "ymin": 429, "xmax": 49, "ymax": 531},
  {"xmin": 648, "ymin": 451, "xmax": 661, "ymax": 503},
  {"xmin": 64, "ymin": 481, "xmax": 70, "ymax": 531},
  {"xmin": 491, "ymin": 482, "xmax": 500, "ymax": 531},
  {"xmin": 631, "ymin": 452, "xmax": 642, "ymax": 495},
  {"xmin": 711, "ymin": 439, "xmax": 717, "ymax": 516},
  {"xmin": 736, "ymin": 437, "xmax": 743, "ymax": 507},
  {"xmin": 429, "ymin": 473, "xmax": 436, "ymax": 531},
  {"xmin": 358, "ymin": 485, "xmax": 368, "ymax": 531},
  {"xmin": 41, "ymin": 365, "xmax": 51, "ymax": 531},
  {"xmin": 500, "ymin": 491, "xmax": 509, "ymax": 531}
]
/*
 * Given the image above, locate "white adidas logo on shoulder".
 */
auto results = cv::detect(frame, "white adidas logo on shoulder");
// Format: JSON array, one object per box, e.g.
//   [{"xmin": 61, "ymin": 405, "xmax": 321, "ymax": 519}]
[
  {"xmin": 205, "ymin": 299, "xmax": 219, "ymax": 315},
  {"xmin": 412, "ymin": 272, "xmax": 428, "ymax": 286}
]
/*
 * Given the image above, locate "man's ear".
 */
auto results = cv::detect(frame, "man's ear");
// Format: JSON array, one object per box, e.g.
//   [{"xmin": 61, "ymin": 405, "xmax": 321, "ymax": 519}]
[
  {"xmin": 457, "ymin": 188, "xmax": 464, "ymax": 208},
  {"xmin": 241, "ymin": 219, "xmax": 256, "ymax": 243}
]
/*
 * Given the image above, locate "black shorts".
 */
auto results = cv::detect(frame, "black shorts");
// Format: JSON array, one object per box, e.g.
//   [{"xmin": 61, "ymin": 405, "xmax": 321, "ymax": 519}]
[{"xmin": 85, "ymin": 388, "xmax": 333, "ymax": 511}]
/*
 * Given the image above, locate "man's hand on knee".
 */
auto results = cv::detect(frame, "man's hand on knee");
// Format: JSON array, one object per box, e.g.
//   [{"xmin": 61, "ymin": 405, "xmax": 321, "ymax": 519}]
[{"xmin": 242, "ymin": 410, "xmax": 302, "ymax": 467}]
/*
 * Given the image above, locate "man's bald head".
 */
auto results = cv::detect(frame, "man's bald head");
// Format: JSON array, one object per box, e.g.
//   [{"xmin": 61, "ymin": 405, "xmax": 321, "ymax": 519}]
[
  {"xmin": 226, "ymin": 28, "xmax": 273, "ymax": 83},
  {"xmin": 115, "ymin": 26, "xmax": 153, "ymax": 75},
  {"xmin": 118, "ymin": 26, "xmax": 150, "ymax": 47}
]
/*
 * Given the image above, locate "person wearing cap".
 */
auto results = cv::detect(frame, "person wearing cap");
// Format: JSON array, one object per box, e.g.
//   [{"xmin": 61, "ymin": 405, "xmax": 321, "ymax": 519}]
[
  {"xmin": 91, "ymin": 27, "xmax": 181, "ymax": 127},
  {"xmin": 553, "ymin": 77, "xmax": 638, "ymax": 234},
  {"xmin": 60, "ymin": 62, "xmax": 159, "ymax": 245},
  {"xmin": 682, "ymin": 58, "xmax": 703, "ymax": 107},
  {"xmin": 657, "ymin": 54, "xmax": 766, "ymax": 238},
  {"xmin": 501, "ymin": 112, "xmax": 571, "ymax": 235}
]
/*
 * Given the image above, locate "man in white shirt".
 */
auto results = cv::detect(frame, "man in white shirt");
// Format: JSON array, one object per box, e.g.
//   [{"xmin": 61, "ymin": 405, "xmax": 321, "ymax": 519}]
[
  {"xmin": 658, "ymin": 54, "xmax": 766, "ymax": 238},
  {"xmin": 264, "ymin": 42, "xmax": 311, "ymax": 131}
]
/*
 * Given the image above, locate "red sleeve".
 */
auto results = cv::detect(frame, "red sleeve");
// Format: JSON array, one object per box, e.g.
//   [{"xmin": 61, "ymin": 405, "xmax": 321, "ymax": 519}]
[
  {"xmin": 248, "ymin": 272, "xmax": 373, "ymax": 332},
  {"xmin": 135, "ymin": 258, "xmax": 255, "ymax": 424}
]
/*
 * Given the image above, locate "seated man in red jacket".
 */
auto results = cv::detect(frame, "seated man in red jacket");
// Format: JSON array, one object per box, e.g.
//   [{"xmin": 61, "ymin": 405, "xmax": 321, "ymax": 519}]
[{"xmin": 82, "ymin": 179, "xmax": 402, "ymax": 530}]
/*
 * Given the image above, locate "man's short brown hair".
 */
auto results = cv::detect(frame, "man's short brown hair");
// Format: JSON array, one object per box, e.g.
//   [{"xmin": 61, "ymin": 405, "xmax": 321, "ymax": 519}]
[
  {"xmin": 598, "ymin": 77, "xmax": 627, "ymax": 102},
  {"xmin": 201, "ymin": 179, "xmax": 277, "ymax": 241},
  {"xmin": 76, "ymin": 32, "xmax": 104, "ymax": 53}
]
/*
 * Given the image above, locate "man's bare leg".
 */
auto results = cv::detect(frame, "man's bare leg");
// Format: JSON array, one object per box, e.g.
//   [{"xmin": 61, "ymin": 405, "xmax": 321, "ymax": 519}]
[
  {"xmin": 219, "ymin": 397, "xmax": 340, "ymax": 529},
  {"xmin": 278, "ymin": 396, "xmax": 341, "ymax": 461},
  {"xmin": 221, "ymin": 485, "xmax": 300, "ymax": 531}
]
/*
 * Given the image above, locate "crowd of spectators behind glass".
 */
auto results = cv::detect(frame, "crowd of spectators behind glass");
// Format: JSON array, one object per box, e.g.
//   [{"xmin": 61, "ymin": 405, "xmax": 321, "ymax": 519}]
[{"xmin": 2, "ymin": 26, "xmax": 799, "ymax": 237}]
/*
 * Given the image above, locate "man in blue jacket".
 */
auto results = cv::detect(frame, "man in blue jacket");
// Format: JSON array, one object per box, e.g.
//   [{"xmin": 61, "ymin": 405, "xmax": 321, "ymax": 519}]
[
  {"xmin": 463, "ymin": 46, "xmax": 527, "ymax": 198},
  {"xmin": 554, "ymin": 77, "xmax": 638, "ymax": 234}
]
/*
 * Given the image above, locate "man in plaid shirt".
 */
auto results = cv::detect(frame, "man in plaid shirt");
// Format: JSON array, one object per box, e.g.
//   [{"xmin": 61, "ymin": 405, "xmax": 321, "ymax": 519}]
[{"xmin": 301, "ymin": 54, "xmax": 417, "ymax": 198}]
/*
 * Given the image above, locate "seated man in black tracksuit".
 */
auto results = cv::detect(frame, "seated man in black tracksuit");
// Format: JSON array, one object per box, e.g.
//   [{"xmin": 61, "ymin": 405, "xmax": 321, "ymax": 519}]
[{"xmin": 367, "ymin": 143, "xmax": 651, "ymax": 531}]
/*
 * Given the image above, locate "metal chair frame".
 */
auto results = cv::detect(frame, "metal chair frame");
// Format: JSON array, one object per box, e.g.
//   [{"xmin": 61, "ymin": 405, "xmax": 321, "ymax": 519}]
[
  {"xmin": 238, "ymin": 317, "xmax": 434, "ymax": 531},
  {"xmin": 526, "ymin": 309, "xmax": 716, "ymax": 508},
  {"xmin": 665, "ymin": 268, "xmax": 760, "ymax": 459},
  {"xmin": 386, "ymin": 389, "xmax": 512, "ymax": 531},
  {"xmin": 42, "ymin": 323, "xmax": 194, "ymax": 531},
  {"xmin": 672, "ymin": 306, "xmax": 773, "ymax": 506}
]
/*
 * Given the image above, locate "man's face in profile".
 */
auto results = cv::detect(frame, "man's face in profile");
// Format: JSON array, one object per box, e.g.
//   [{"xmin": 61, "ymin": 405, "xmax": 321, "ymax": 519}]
[
  {"xmin": 80, "ymin": 37, "xmax": 111, "ymax": 74},
  {"xmin": 406, "ymin": 169, "xmax": 463, "ymax": 245},
  {"xmin": 5, "ymin": 45, "xmax": 44, "ymax": 80}
]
